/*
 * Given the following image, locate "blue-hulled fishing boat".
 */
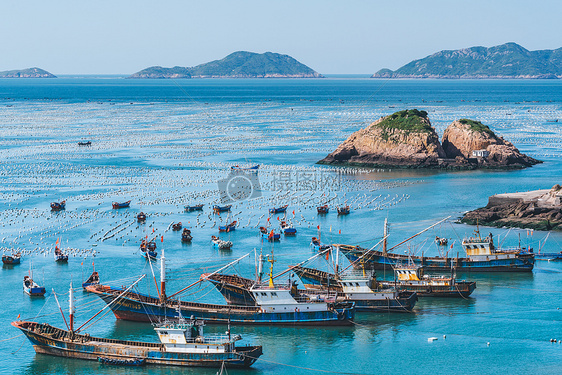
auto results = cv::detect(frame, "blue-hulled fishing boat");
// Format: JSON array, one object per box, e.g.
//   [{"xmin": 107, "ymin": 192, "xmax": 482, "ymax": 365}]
[
  {"xmin": 184, "ymin": 204, "xmax": 204, "ymax": 212},
  {"xmin": 140, "ymin": 240, "xmax": 157, "ymax": 260},
  {"xmin": 269, "ymin": 204, "xmax": 288, "ymax": 214},
  {"xmin": 23, "ymin": 275, "xmax": 46, "ymax": 296},
  {"xmin": 51, "ymin": 200, "xmax": 66, "ymax": 211},
  {"xmin": 78, "ymin": 141, "xmax": 92, "ymax": 146},
  {"xmin": 211, "ymin": 236, "xmax": 232, "ymax": 250},
  {"xmin": 112, "ymin": 200, "xmax": 131, "ymax": 209},
  {"xmin": 259, "ymin": 227, "xmax": 280, "ymax": 241},
  {"xmin": 310, "ymin": 237, "xmax": 331, "ymax": 251},
  {"xmin": 54, "ymin": 246, "xmax": 69, "ymax": 263},
  {"xmin": 317, "ymin": 205, "xmax": 329, "ymax": 214},
  {"xmin": 337, "ymin": 205, "xmax": 350, "ymax": 215},
  {"xmin": 2, "ymin": 252, "xmax": 21, "ymax": 265},
  {"xmin": 231, "ymin": 165, "xmax": 259, "ymax": 171},
  {"xmin": 219, "ymin": 221, "xmax": 237, "ymax": 232},
  {"xmin": 213, "ymin": 205, "xmax": 232, "ymax": 213},
  {"xmin": 280, "ymin": 221, "xmax": 297, "ymax": 235}
]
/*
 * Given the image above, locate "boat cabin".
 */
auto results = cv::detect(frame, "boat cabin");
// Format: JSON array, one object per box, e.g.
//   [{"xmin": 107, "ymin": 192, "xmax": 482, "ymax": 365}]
[
  {"xmin": 339, "ymin": 274, "xmax": 397, "ymax": 300},
  {"xmin": 462, "ymin": 233, "xmax": 494, "ymax": 256},
  {"xmin": 154, "ymin": 320, "xmax": 239, "ymax": 354},
  {"xmin": 249, "ymin": 285, "xmax": 328, "ymax": 312}
]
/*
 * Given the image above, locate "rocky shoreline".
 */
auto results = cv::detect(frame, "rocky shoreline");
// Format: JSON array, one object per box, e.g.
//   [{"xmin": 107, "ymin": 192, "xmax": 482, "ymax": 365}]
[
  {"xmin": 319, "ymin": 110, "xmax": 541, "ymax": 170},
  {"xmin": 461, "ymin": 186, "xmax": 562, "ymax": 231}
]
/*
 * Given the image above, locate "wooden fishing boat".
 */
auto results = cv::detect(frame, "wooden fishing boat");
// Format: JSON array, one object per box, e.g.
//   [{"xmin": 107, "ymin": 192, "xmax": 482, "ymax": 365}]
[
  {"xmin": 184, "ymin": 204, "xmax": 204, "ymax": 212},
  {"xmin": 172, "ymin": 222, "xmax": 183, "ymax": 231},
  {"xmin": 231, "ymin": 165, "xmax": 259, "ymax": 171},
  {"xmin": 140, "ymin": 240, "xmax": 157, "ymax": 260},
  {"xmin": 50, "ymin": 200, "xmax": 66, "ymax": 211},
  {"xmin": 12, "ymin": 284, "xmax": 262, "ymax": 368},
  {"xmin": 337, "ymin": 205, "xmax": 350, "ymax": 215},
  {"xmin": 211, "ymin": 236, "xmax": 232, "ymax": 250},
  {"xmin": 137, "ymin": 212, "xmax": 147, "ymax": 222},
  {"xmin": 54, "ymin": 246, "xmax": 69, "ymax": 263},
  {"xmin": 310, "ymin": 237, "xmax": 331, "ymax": 251},
  {"xmin": 317, "ymin": 205, "xmax": 329, "ymax": 214},
  {"xmin": 259, "ymin": 227, "xmax": 280, "ymax": 241},
  {"xmin": 113, "ymin": 200, "xmax": 131, "ymax": 209},
  {"xmin": 280, "ymin": 221, "xmax": 297, "ymax": 235},
  {"xmin": 213, "ymin": 205, "xmax": 232, "ymax": 214},
  {"xmin": 87, "ymin": 254, "xmax": 354, "ymax": 326},
  {"xmin": 82, "ymin": 271, "xmax": 100, "ymax": 289},
  {"xmin": 23, "ymin": 276, "xmax": 46, "ymax": 296},
  {"xmin": 269, "ymin": 204, "xmax": 288, "ymax": 214},
  {"xmin": 2, "ymin": 252, "xmax": 21, "ymax": 265},
  {"xmin": 78, "ymin": 141, "xmax": 92, "ymax": 146},
  {"xmin": 218, "ymin": 221, "xmax": 237, "ymax": 233},
  {"xmin": 181, "ymin": 229, "xmax": 193, "ymax": 243}
]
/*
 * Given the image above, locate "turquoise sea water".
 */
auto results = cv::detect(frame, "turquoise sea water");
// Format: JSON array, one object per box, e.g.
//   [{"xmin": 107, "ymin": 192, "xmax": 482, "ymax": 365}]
[{"xmin": 1, "ymin": 78, "xmax": 561, "ymax": 374}]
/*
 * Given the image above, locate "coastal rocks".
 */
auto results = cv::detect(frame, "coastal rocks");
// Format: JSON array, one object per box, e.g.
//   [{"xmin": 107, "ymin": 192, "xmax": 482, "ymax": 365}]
[
  {"xmin": 0, "ymin": 68, "xmax": 56, "ymax": 78},
  {"xmin": 319, "ymin": 109, "xmax": 541, "ymax": 170},
  {"xmin": 461, "ymin": 186, "xmax": 562, "ymax": 231},
  {"xmin": 319, "ymin": 110, "xmax": 445, "ymax": 168}
]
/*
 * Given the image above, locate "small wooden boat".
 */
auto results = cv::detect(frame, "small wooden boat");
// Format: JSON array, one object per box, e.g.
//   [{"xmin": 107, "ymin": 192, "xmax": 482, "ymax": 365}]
[
  {"xmin": 181, "ymin": 228, "xmax": 193, "ymax": 242},
  {"xmin": 185, "ymin": 204, "xmax": 204, "ymax": 212},
  {"xmin": 50, "ymin": 200, "xmax": 66, "ymax": 211},
  {"xmin": 78, "ymin": 141, "xmax": 92, "ymax": 146},
  {"xmin": 260, "ymin": 227, "xmax": 280, "ymax": 241},
  {"xmin": 269, "ymin": 204, "xmax": 288, "ymax": 214},
  {"xmin": 231, "ymin": 165, "xmax": 259, "ymax": 171},
  {"xmin": 172, "ymin": 222, "xmax": 183, "ymax": 231},
  {"xmin": 337, "ymin": 205, "xmax": 350, "ymax": 215},
  {"xmin": 2, "ymin": 252, "xmax": 21, "ymax": 265},
  {"xmin": 213, "ymin": 205, "xmax": 232, "ymax": 213},
  {"xmin": 54, "ymin": 246, "xmax": 69, "ymax": 263},
  {"xmin": 311, "ymin": 237, "xmax": 331, "ymax": 251},
  {"xmin": 317, "ymin": 205, "xmax": 329, "ymax": 214},
  {"xmin": 112, "ymin": 200, "xmax": 131, "ymax": 209},
  {"xmin": 82, "ymin": 271, "xmax": 100, "ymax": 289},
  {"xmin": 140, "ymin": 240, "xmax": 157, "ymax": 260},
  {"xmin": 280, "ymin": 221, "xmax": 297, "ymax": 235},
  {"xmin": 23, "ymin": 276, "xmax": 46, "ymax": 296},
  {"xmin": 137, "ymin": 212, "xmax": 147, "ymax": 222},
  {"xmin": 211, "ymin": 235, "xmax": 233, "ymax": 250},
  {"xmin": 219, "ymin": 221, "xmax": 237, "ymax": 232}
]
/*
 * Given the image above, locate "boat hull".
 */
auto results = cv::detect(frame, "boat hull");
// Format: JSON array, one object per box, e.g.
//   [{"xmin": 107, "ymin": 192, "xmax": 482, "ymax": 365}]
[
  {"xmin": 13, "ymin": 321, "xmax": 261, "ymax": 368},
  {"xmin": 88, "ymin": 286, "xmax": 354, "ymax": 326},
  {"xmin": 350, "ymin": 291, "xmax": 417, "ymax": 312},
  {"xmin": 379, "ymin": 281, "xmax": 477, "ymax": 298}
]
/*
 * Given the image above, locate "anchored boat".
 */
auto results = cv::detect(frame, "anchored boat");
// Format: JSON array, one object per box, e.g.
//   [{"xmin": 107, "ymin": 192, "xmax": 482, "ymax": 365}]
[
  {"xmin": 185, "ymin": 204, "xmax": 204, "ymax": 212},
  {"xmin": 50, "ymin": 200, "xmax": 66, "ymax": 211},
  {"xmin": 269, "ymin": 205, "xmax": 288, "ymax": 214},
  {"xmin": 137, "ymin": 212, "xmax": 147, "ymax": 222},
  {"xmin": 280, "ymin": 221, "xmax": 297, "ymax": 235},
  {"xmin": 23, "ymin": 275, "xmax": 46, "ymax": 296},
  {"xmin": 112, "ymin": 200, "xmax": 131, "ymax": 209},
  {"xmin": 2, "ymin": 252, "xmax": 21, "ymax": 265},
  {"xmin": 13, "ymin": 283, "xmax": 262, "ymax": 368},
  {"xmin": 181, "ymin": 229, "xmax": 193, "ymax": 242},
  {"xmin": 219, "ymin": 221, "xmax": 237, "ymax": 233}
]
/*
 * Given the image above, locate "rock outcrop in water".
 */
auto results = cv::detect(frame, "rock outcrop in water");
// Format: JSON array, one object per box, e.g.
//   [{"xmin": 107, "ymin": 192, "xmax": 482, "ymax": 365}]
[
  {"xmin": 319, "ymin": 109, "xmax": 541, "ymax": 169},
  {"xmin": 0, "ymin": 67, "xmax": 56, "ymax": 78},
  {"xmin": 461, "ymin": 186, "xmax": 562, "ymax": 231}
]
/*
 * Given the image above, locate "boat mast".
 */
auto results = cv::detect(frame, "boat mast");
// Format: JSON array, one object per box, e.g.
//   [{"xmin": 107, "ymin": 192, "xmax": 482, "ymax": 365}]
[
  {"xmin": 69, "ymin": 282, "xmax": 75, "ymax": 332},
  {"xmin": 383, "ymin": 218, "xmax": 388, "ymax": 255},
  {"xmin": 160, "ymin": 245, "xmax": 166, "ymax": 303}
]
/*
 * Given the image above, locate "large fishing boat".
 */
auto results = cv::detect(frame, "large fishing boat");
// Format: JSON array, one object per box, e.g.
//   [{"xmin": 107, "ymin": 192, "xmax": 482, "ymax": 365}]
[
  {"xmin": 87, "ymin": 253, "xmax": 354, "ymax": 326},
  {"xmin": 13, "ymin": 284, "xmax": 262, "ymax": 368},
  {"xmin": 338, "ymin": 219, "xmax": 534, "ymax": 272}
]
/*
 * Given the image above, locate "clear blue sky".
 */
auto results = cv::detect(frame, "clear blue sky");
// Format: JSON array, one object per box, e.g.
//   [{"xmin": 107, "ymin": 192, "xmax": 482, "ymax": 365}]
[{"xmin": 1, "ymin": 0, "xmax": 561, "ymax": 75}]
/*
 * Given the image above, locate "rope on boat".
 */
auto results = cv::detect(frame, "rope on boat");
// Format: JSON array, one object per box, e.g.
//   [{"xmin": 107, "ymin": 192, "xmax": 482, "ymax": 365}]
[{"xmin": 0, "ymin": 333, "xmax": 23, "ymax": 342}]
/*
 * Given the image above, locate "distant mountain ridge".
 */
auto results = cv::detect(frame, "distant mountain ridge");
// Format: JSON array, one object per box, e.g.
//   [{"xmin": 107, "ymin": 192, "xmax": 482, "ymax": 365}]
[
  {"xmin": 129, "ymin": 51, "xmax": 323, "ymax": 79},
  {"xmin": 373, "ymin": 43, "xmax": 562, "ymax": 79},
  {"xmin": 0, "ymin": 67, "xmax": 56, "ymax": 78}
]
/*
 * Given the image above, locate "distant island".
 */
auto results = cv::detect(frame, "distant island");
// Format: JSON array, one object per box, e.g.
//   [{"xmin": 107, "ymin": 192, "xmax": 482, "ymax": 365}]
[
  {"xmin": 0, "ymin": 67, "xmax": 56, "ymax": 78},
  {"xmin": 129, "ymin": 51, "xmax": 323, "ymax": 79},
  {"xmin": 318, "ymin": 109, "xmax": 540, "ymax": 170},
  {"xmin": 372, "ymin": 43, "xmax": 562, "ymax": 79}
]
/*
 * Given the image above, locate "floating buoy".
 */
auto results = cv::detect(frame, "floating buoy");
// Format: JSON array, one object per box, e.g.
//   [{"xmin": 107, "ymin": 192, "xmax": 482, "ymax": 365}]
[{"xmin": 428, "ymin": 337, "xmax": 438, "ymax": 342}]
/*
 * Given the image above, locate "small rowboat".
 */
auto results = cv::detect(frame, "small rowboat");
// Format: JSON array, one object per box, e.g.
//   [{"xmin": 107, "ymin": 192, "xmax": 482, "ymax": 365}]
[
  {"xmin": 337, "ymin": 206, "xmax": 350, "ymax": 215},
  {"xmin": 317, "ymin": 205, "xmax": 329, "ymax": 214},
  {"xmin": 78, "ymin": 141, "xmax": 92, "ymax": 146},
  {"xmin": 260, "ymin": 227, "xmax": 280, "ymax": 242},
  {"xmin": 213, "ymin": 205, "xmax": 232, "ymax": 213},
  {"xmin": 211, "ymin": 235, "xmax": 233, "ymax": 250},
  {"xmin": 2, "ymin": 252, "xmax": 21, "ymax": 265},
  {"xmin": 140, "ymin": 240, "xmax": 157, "ymax": 260},
  {"xmin": 54, "ymin": 247, "xmax": 69, "ymax": 263},
  {"xmin": 82, "ymin": 271, "xmax": 100, "ymax": 289},
  {"xmin": 98, "ymin": 357, "xmax": 146, "ymax": 366},
  {"xmin": 172, "ymin": 222, "xmax": 183, "ymax": 231},
  {"xmin": 185, "ymin": 204, "xmax": 204, "ymax": 212},
  {"xmin": 137, "ymin": 212, "xmax": 147, "ymax": 222},
  {"xmin": 231, "ymin": 165, "xmax": 259, "ymax": 171},
  {"xmin": 219, "ymin": 221, "xmax": 237, "ymax": 232},
  {"xmin": 311, "ymin": 237, "xmax": 331, "ymax": 251},
  {"xmin": 280, "ymin": 221, "xmax": 297, "ymax": 235},
  {"xmin": 51, "ymin": 200, "xmax": 66, "ymax": 211},
  {"xmin": 112, "ymin": 200, "xmax": 131, "ymax": 209},
  {"xmin": 23, "ymin": 276, "xmax": 46, "ymax": 296},
  {"xmin": 181, "ymin": 228, "xmax": 193, "ymax": 242},
  {"xmin": 269, "ymin": 204, "xmax": 288, "ymax": 214}
]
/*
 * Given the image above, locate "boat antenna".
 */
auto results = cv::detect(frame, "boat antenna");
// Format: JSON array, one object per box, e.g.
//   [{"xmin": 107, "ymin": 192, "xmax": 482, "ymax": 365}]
[
  {"xmin": 160, "ymin": 237, "xmax": 166, "ymax": 303},
  {"xmin": 383, "ymin": 218, "xmax": 389, "ymax": 255}
]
